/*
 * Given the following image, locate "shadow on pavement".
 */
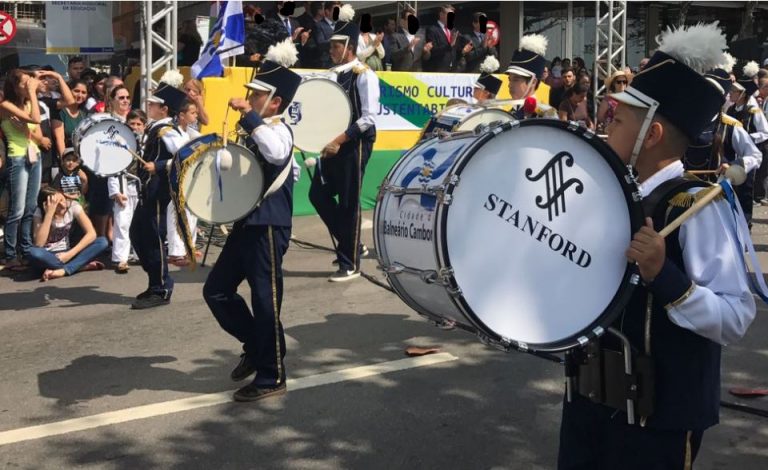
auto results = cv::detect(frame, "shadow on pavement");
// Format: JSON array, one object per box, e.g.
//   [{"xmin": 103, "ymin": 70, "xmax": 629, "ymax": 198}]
[
  {"xmin": 37, "ymin": 312, "xmax": 568, "ymax": 469},
  {"xmin": 0, "ymin": 285, "xmax": 136, "ymax": 311}
]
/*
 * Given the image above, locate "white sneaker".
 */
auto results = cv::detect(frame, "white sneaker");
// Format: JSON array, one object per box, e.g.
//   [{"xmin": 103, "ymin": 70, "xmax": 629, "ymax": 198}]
[{"xmin": 329, "ymin": 269, "xmax": 360, "ymax": 282}]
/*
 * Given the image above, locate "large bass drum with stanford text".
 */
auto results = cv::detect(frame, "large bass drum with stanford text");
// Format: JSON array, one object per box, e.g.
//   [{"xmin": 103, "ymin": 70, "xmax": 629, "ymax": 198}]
[{"xmin": 374, "ymin": 120, "xmax": 644, "ymax": 352}]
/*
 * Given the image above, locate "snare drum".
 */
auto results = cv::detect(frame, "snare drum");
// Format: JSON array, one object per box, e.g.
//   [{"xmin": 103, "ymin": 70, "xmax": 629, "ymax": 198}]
[
  {"xmin": 420, "ymin": 105, "xmax": 512, "ymax": 141},
  {"xmin": 374, "ymin": 120, "xmax": 644, "ymax": 352},
  {"xmin": 72, "ymin": 113, "xmax": 137, "ymax": 176},
  {"xmin": 170, "ymin": 133, "xmax": 265, "ymax": 224},
  {"xmin": 284, "ymin": 76, "xmax": 352, "ymax": 153}
]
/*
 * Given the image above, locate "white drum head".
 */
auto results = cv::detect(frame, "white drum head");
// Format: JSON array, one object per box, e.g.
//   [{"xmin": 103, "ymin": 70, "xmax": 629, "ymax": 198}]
[
  {"xmin": 75, "ymin": 114, "xmax": 136, "ymax": 176},
  {"xmin": 181, "ymin": 143, "xmax": 265, "ymax": 224},
  {"xmin": 442, "ymin": 122, "xmax": 638, "ymax": 349},
  {"xmin": 284, "ymin": 78, "xmax": 352, "ymax": 153},
  {"xmin": 456, "ymin": 108, "xmax": 512, "ymax": 132}
]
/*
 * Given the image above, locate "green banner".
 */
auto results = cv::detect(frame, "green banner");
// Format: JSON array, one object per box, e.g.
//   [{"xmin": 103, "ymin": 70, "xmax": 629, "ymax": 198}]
[{"xmin": 292, "ymin": 150, "xmax": 403, "ymax": 216}]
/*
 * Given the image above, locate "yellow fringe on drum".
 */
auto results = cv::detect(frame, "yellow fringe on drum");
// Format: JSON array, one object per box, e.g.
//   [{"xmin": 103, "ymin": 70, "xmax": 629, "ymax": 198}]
[{"xmin": 168, "ymin": 136, "xmax": 223, "ymax": 269}]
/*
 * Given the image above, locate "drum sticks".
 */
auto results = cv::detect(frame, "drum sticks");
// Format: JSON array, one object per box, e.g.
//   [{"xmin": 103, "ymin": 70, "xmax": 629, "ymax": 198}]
[{"xmin": 658, "ymin": 165, "xmax": 746, "ymax": 238}]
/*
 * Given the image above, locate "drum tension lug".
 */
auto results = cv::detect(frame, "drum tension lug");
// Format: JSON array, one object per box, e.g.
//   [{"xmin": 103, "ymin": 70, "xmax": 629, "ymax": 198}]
[{"xmin": 631, "ymin": 191, "xmax": 643, "ymax": 202}]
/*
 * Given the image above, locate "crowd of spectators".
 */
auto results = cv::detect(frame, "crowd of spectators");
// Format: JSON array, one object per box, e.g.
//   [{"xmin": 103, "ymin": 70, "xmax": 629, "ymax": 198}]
[{"xmin": 0, "ymin": 56, "xmax": 209, "ymax": 280}]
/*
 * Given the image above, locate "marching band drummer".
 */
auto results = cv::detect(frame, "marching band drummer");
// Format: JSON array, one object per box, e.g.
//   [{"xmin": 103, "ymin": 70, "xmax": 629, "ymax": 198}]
[
  {"xmin": 128, "ymin": 81, "xmax": 187, "ymax": 310},
  {"xmin": 203, "ymin": 38, "xmax": 302, "ymax": 402},
  {"xmin": 472, "ymin": 56, "xmax": 502, "ymax": 105},
  {"xmin": 558, "ymin": 24, "xmax": 757, "ymax": 468},
  {"xmin": 684, "ymin": 59, "xmax": 762, "ymax": 227},
  {"xmin": 308, "ymin": 4, "xmax": 381, "ymax": 282},
  {"xmin": 504, "ymin": 34, "xmax": 557, "ymax": 120}
]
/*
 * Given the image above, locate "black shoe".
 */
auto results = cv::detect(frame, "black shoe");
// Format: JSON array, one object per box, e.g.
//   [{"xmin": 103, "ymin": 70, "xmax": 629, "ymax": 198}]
[
  {"xmin": 233, "ymin": 382, "xmax": 287, "ymax": 402},
  {"xmin": 131, "ymin": 293, "xmax": 170, "ymax": 310},
  {"xmin": 230, "ymin": 353, "xmax": 257, "ymax": 382},
  {"xmin": 136, "ymin": 288, "xmax": 153, "ymax": 300}
]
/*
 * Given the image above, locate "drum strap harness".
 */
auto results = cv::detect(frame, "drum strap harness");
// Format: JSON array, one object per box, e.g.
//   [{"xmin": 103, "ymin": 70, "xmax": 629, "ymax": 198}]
[{"xmin": 567, "ymin": 175, "xmax": 707, "ymax": 426}]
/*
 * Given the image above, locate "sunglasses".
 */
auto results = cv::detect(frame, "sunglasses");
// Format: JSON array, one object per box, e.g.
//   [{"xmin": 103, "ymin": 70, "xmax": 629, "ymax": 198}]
[
  {"xmin": 116, "ymin": 95, "xmax": 131, "ymax": 100},
  {"xmin": 615, "ymin": 80, "xmax": 628, "ymax": 85}
]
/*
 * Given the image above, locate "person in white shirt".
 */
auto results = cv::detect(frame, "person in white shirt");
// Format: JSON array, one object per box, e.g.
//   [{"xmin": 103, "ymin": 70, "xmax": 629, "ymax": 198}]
[
  {"xmin": 558, "ymin": 24, "xmax": 757, "ymax": 469},
  {"xmin": 308, "ymin": 4, "xmax": 380, "ymax": 281},
  {"xmin": 167, "ymin": 99, "xmax": 202, "ymax": 266}
]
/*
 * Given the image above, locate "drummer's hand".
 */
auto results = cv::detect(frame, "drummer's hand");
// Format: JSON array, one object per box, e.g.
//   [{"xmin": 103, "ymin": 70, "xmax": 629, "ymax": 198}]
[
  {"xmin": 143, "ymin": 162, "xmax": 156, "ymax": 174},
  {"xmin": 323, "ymin": 142, "xmax": 340, "ymax": 157},
  {"xmin": 718, "ymin": 162, "xmax": 730, "ymax": 175},
  {"xmin": 114, "ymin": 193, "xmax": 128, "ymax": 207},
  {"xmin": 228, "ymin": 98, "xmax": 251, "ymax": 113},
  {"xmin": 626, "ymin": 217, "xmax": 665, "ymax": 283}
]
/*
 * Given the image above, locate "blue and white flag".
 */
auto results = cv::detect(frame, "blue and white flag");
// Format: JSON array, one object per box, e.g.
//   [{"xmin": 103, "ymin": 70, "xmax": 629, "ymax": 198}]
[{"xmin": 191, "ymin": 1, "xmax": 245, "ymax": 79}]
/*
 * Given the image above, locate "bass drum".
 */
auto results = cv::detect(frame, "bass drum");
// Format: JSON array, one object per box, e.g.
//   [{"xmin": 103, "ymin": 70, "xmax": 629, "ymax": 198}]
[
  {"xmin": 420, "ymin": 105, "xmax": 512, "ymax": 141},
  {"xmin": 170, "ymin": 133, "xmax": 265, "ymax": 224},
  {"xmin": 284, "ymin": 76, "xmax": 352, "ymax": 153},
  {"xmin": 72, "ymin": 113, "xmax": 137, "ymax": 176},
  {"xmin": 374, "ymin": 120, "xmax": 644, "ymax": 352}
]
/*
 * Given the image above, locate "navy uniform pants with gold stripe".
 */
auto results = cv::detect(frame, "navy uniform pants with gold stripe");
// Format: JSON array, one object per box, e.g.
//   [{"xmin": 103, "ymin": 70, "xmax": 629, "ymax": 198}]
[
  {"xmin": 309, "ymin": 138, "xmax": 374, "ymax": 272},
  {"xmin": 558, "ymin": 394, "xmax": 704, "ymax": 470},
  {"xmin": 203, "ymin": 224, "xmax": 290, "ymax": 387},
  {"xmin": 129, "ymin": 197, "xmax": 174, "ymax": 297}
]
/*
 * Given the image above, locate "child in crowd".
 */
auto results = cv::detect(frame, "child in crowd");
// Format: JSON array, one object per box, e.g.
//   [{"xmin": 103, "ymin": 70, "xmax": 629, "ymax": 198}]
[
  {"xmin": 52, "ymin": 148, "xmax": 88, "ymax": 201},
  {"xmin": 167, "ymin": 99, "xmax": 201, "ymax": 266},
  {"xmin": 29, "ymin": 186, "xmax": 107, "ymax": 281},
  {"xmin": 108, "ymin": 109, "xmax": 146, "ymax": 273}
]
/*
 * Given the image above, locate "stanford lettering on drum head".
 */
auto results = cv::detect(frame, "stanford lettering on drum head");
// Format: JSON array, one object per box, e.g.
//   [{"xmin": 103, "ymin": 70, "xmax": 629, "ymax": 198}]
[{"xmin": 374, "ymin": 120, "xmax": 644, "ymax": 352}]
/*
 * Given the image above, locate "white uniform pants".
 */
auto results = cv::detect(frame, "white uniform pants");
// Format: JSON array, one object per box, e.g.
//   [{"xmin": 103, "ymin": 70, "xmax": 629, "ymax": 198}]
[
  {"xmin": 166, "ymin": 202, "xmax": 198, "ymax": 258},
  {"xmin": 111, "ymin": 191, "xmax": 139, "ymax": 263}
]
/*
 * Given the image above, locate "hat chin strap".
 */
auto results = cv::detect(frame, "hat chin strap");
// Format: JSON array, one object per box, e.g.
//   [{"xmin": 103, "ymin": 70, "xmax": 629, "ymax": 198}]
[{"xmin": 623, "ymin": 87, "xmax": 660, "ymax": 170}]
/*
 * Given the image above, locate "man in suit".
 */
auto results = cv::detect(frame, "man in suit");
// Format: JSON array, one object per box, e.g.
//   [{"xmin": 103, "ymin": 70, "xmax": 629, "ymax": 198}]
[
  {"xmin": 423, "ymin": 4, "xmax": 457, "ymax": 73},
  {"xmin": 390, "ymin": 7, "xmax": 432, "ymax": 72},
  {"xmin": 296, "ymin": 2, "xmax": 327, "ymax": 69},
  {"xmin": 461, "ymin": 12, "xmax": 497, "ymax": 74},
  {"xmin": 272, "ymin": 1, "xmax": 303, "ymax": 43}
]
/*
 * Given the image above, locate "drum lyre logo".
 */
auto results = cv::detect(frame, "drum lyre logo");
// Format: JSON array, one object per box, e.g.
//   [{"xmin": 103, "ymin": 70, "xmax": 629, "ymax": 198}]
[
  {"xmin": 525, "ymin": 152, "xmax": 583, "ymax": 222},
  {"xmin": 288, "ymin": 102, "xmax": 302, "ymax": 125}
]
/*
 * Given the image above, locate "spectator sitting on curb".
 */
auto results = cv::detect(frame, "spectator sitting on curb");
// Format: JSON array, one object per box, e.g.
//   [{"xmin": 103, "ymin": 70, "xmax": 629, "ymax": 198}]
[{"xmin": 29, "ymin": 187, "xmax": 107, "ymax": 281}]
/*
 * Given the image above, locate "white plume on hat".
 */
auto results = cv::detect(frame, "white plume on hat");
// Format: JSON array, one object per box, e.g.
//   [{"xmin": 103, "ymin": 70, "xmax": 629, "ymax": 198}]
[
  {"xmin": 265, "ymin": 37, "xmax": 299, "ymax": 68},
  {"xmin": 718, "ymin": 52, "xmax": 736, "ymax": 73},
  {"xmin": 480, "ymin": 55, "xmax": 500, "ymax": 74},
  {"xmin": 519, "ymin": 34, "xmax": 548, "ymax": 56},
  {"xmin": 743, "ymin": 60, "xmax": 760, "ymax": 79},
  {"xmin": 656, "ymin": 22, "xmax": 726, "ymax": 73},
  {"xmin": 159, "ymin": 70, "xmax": 184, "ymax": 88},
  {"xmin": 338, "ymin": 4, "xmax": 355, "ymax": 22}
]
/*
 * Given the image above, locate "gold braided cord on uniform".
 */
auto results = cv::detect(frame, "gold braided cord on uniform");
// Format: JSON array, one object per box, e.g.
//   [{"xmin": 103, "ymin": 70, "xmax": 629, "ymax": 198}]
[{"xmin": 666, "ymin": 179, "xmax": 724, "ymax": 209}]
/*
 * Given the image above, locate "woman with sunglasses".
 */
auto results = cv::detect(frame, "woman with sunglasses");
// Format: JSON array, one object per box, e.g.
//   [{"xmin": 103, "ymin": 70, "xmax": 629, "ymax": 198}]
[{"xmin": 597, "ymin": 70, "xmax": 629, "ymax": 132}]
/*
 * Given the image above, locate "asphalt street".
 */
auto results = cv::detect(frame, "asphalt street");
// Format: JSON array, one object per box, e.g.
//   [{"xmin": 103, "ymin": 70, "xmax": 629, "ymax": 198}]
[{"xmin": 1, "ymin": 211, "xmax": 767, "ymax": 470}]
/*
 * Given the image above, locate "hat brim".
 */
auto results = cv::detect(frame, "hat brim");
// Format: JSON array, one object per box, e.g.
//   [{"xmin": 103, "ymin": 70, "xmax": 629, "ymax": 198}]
[
  {"xmin": 610, "ymin": 86, "xmax": 656, "ymax": 109},
  {"xmin": 330, "ymin": 34, "xmax": 350, "ymax": 42},
  {"xmin": 505, "ymin": 66, "xmax": 535, "ymax": 78},
  {"xmin": 244, "ymin": 80, "xmax": 273, "ymax": 93},
  {"xmin": 731, "ymin": 82, "xmax": 745, "ymax": 91},
  {"xmin": 146, "ymin": 96, "xmax": 165, "ymax": 104}
]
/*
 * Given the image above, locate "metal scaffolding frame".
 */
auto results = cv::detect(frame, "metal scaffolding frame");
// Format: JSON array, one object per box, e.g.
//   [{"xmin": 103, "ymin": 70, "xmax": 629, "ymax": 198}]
[
  {"xmin": 139, "ymin": 0, "xmax": 177, "ymax": 108},
  {"xmin": 593, "ymin": 0, "xmax": 627, "ymax": 112}
]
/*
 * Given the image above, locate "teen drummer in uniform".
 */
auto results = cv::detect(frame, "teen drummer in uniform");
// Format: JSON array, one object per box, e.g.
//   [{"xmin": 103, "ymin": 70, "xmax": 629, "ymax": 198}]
[
  {"xmin": 203, "ymin": 38, "xmax": 301, "ymax": 402},
  {"xmin": 684, "ymin": 58, "xmax": 762, "ymax": 225},
  {"xmin": 308, "ymin": 4, "xmax": 380, "ymax": 281},
  {"xmin": 726, "ymin": 61, "xmax": 768, "ymax": 225},
  {"xmin": 129, "ymin": 82, "xmax": 187, "ymax": 310},
  {"xmin": 505, "ymin": 34, "xmax": 556, "ymax": 119},
  {"xmin": 472, "ymin": 56, "xmax": 502, "ymax": 105},
  {"xmin": 558, "ymin": 24, "xmax": 757, "ymax": 468}
]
